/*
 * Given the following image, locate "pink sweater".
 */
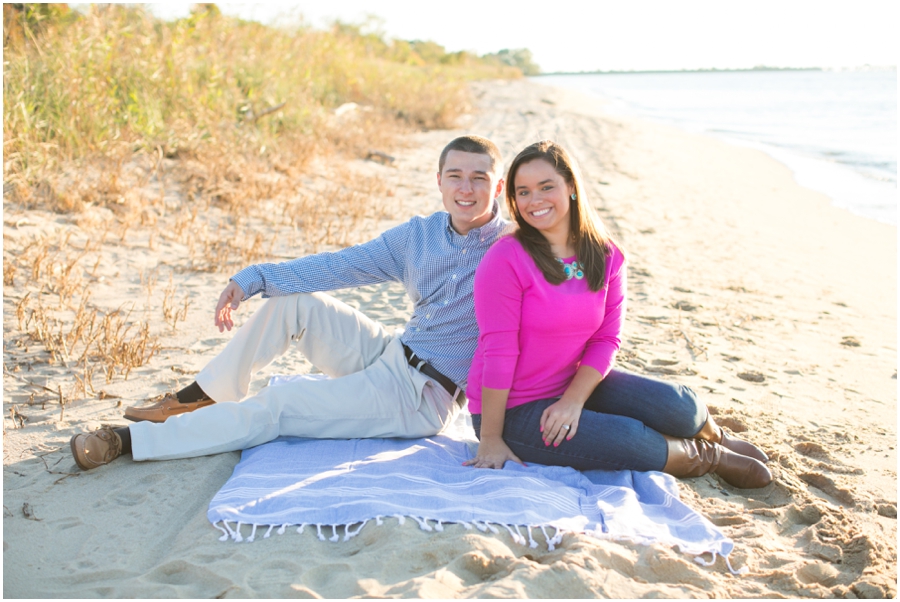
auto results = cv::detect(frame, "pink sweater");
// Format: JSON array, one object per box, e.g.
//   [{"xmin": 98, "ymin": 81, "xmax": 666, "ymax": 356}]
[{"xmin": 466, "ymin": 236, "xmax": 626, "ymax": 413}]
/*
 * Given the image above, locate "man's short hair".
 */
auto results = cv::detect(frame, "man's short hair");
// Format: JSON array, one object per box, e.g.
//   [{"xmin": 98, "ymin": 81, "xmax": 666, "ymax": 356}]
[{"xmin": 438, "ymin": 135, "xmax": 502, "ymax": 175}]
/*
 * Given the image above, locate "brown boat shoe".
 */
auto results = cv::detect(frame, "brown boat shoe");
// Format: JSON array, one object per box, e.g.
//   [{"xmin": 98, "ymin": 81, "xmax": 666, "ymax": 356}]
[
  {"xmin": 70, "ymin": 426, "xmax": 123, "ymax": 471},
  {"xmin": 123, "ymin": 393, "xmax": 215, "ymax": 423}
]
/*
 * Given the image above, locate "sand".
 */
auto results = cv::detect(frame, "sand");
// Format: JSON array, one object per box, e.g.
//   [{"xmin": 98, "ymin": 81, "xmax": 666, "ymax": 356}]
[{"xmin": 3, "ymin": 78, "xmax": 896, "ymax": 598}]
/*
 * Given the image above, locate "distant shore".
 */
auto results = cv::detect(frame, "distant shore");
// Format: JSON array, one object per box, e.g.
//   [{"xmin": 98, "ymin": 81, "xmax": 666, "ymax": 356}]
[{"xmin": 536, "ymin": 65, "xmax": 895, "ymax": 76}]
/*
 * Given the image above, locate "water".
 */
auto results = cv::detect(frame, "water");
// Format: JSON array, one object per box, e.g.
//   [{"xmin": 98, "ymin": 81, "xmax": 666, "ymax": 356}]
[{"xmin": 536, "ymin": 70, "xmax": 897, "ymax": 226}]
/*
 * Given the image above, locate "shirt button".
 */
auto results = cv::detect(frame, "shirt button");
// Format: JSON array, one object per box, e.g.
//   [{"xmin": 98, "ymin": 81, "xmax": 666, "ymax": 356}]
[
  {"xmin": 462, "ymin": 249, "xmax": 467, "ymax": 254},
  {"xmin": 444, "ymin": 300, "xmax": 449, "ymax": 305},
  {"xmin": 416, "ymin": 327, "xmax": 421, "ymax": 331},
  {"xmin": 452, "ymin": 274, "xmax": 457, "ymax": 279},
  {"xmin": 426, "ymin": 314, "xmax": 431, "ymax": 318}
]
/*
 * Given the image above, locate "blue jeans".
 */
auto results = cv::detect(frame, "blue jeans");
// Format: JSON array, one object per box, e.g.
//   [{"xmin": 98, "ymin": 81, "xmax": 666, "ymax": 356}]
[{"xmin": 471, "ymin": 368, "xmax": 707, "ymax": 471}]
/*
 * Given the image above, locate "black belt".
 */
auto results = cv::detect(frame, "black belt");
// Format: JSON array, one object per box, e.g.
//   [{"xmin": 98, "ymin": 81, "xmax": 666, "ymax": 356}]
[{"xmin": 402, "ymin": 344, "xmax": 466, "ymax": 407}]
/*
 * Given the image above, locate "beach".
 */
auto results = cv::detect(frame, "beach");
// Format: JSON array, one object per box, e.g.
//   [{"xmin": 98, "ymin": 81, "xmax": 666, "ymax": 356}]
[{"xmin": 3, "ymin": 78, "xmax": 896, "ymax": 597}]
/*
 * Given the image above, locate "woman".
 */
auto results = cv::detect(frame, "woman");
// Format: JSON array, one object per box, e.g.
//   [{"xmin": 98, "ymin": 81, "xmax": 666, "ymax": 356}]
[{"xmin": 463, "ymin": 140, "xmax": 771, "ymax": 489}]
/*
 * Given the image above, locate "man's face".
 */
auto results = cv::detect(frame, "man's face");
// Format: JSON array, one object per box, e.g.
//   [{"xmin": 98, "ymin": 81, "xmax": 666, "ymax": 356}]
[{"xmin": 437, "ymin": 151, "xmax": 504, "ymax": 235}]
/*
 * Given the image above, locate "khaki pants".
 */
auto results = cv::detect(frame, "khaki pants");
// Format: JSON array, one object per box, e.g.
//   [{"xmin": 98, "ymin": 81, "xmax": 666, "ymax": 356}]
[{"xmin": 131, "ymin": 293, "xmax": 460, "ymax": 461}]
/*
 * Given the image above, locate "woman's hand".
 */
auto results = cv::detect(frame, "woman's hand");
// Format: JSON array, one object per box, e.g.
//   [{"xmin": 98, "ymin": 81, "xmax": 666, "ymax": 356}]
[
  {"xmin": 540, "ymin": 397, "xmax": 584, "ymax": 447},
  {"xmin": 463, "ymin": 436, "xmax": 525, "ymax": 469}
]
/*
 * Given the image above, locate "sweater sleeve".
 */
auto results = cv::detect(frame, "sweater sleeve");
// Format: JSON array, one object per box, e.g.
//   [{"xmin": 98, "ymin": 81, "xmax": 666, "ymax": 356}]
[
  {"xmin": 580, "ymin": 248, "xmax": 627, "ymax": 378},
  {"xmin": 229, "ymin": 221, "xmax": 409, "ymax": 300},
  {"xmin": 474, "ymin": 240, "xmax": 523, "ymax": 390}
]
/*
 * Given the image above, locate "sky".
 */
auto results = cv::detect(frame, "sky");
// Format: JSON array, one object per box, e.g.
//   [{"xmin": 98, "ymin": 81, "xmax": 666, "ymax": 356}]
[{"xmin": 143, "ymin": 1, "xmax": 898, "ymax": 73}]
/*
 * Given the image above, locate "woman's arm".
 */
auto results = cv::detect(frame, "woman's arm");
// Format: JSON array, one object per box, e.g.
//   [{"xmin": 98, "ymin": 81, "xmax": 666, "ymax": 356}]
[
  {"xmin": 540, "ymin": 365, "xmax": 602, "ymax": 447},
  {"xmin": 541, "ymin": 249, "xmax": 628, "ymax": 446},
  {"xmin": 580, "ymin": 249, "xmax": 627, "ymax": 376},
  {"xmin": 463, "ymin": 387, "xmax": 525, "ymax": 469}
]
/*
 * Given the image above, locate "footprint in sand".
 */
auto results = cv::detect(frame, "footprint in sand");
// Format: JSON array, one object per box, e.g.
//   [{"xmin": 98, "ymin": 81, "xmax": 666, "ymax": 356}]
[
  {"xmin": 796, "ymin": 562, "xmax": 840, "ymax": 587},
  {"xmin": 144, "ymin": 560, "xmax": 232, "ymax": 594},
  {"xmin": 651, "ymin": 358, "xmax": 679, "ymax": 366},
  {"xmin": 737, "ymin": 371, "xmax": 766, "ymax": 383},
  {"xmin": 303, "ymin": 563, "xmax": 364, "ymax": 597},
  {"xmin": 799, "ymin": 473, "xmax": 856, "ymax": 506},
  {"xmin": 456, "ymin": 551, "xmax": 514, "ymax": 583},
  {"xmin": 247, "ymin": 560, "xmax": 306, "ymax": 596},
  {"xmin": 788, "ymin": 502, "xmax": 826, "ymax": 526},
  {"xmin": 876, "ymin": 502, "xmax": 897, "ymax": 518},
  {"xmin": 138, "ymin": 473, "xmax": 166, "ymax": 485},
  {"xmin": 112, "ymin": 492, "xmax": 145, "ymax": 507},
  {"xmin": 793, "ymin": 441, "xmax": 831, "ymax": 460},
  {"xmin": 48, "ymin": 516, "xmax": 85, "ymax": 530},
  {"xmin": 671, "ymin": 300, "xmax": 697, "ymax": 311},
  {"xmin": 715, "ymin": 415, "xmax": 749, "ymax": 434}
]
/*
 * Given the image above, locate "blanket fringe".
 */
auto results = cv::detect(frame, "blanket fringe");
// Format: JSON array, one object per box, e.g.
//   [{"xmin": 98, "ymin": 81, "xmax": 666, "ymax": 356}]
[
  {"xmin": 502, "ymin": 524, "xmax": 524, "ymax": 545},
  {"xmin": 220, "ymin": 520, "xmax": 242, "ymax": 542},
  {"xmin": 526, "ymin": 525, "xmax": 538, "ymax": 549},
  {"xmin": 695, "ymin": 550, "xmax": 749, "ymax": 575},
  {"xmin": 344, "ymin": 520, "xmax": 367, "ymax": 541},
  {"xmin": 210, "ymin": 518, "xmax": 742, "ymax": 574},
  {"xmin": 213, "ymin": 521, "xmax": 229, "ymax": 542}
]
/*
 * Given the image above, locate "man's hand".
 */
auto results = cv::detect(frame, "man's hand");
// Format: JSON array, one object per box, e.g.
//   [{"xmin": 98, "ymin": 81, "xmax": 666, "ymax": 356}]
[
  {"xmin": 463, "ymin": 436, "xmax": 525, "ymax": 469},
  {"xmin": 215, "ymin": 280, "xmax": 244, "ymax": 332}
]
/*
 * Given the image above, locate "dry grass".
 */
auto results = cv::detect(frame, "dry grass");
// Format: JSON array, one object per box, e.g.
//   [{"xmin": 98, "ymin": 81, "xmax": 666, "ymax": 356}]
[{"xmin": 3, "ymin": 4, "xmax": 517, "ymax": 212}]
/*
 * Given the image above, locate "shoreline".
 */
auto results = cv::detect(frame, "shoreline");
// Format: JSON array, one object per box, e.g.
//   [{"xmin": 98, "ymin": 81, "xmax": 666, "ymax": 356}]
[
  {"xmin": 3, "ymin": 78, "xmax": 896, "ymax": 598},
  {"xmin": 531, "ymin": 72, "xmax": 898, "ymax": 227}
]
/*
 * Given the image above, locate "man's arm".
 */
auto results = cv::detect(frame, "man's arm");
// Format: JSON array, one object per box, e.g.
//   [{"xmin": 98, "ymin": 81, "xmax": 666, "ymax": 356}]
[{"xmin": 212, "ymin": 221, "xmax": 413, "ymax": 330}]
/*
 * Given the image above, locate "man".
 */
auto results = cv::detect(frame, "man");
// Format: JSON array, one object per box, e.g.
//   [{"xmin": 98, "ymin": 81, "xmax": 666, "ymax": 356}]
[{"xmin": 70, "ymin": 135, "xmax": 508, "ymax": 469}]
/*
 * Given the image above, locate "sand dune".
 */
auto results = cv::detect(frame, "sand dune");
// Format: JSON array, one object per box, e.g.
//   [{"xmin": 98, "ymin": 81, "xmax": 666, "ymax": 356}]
[{"xmin": 3, "ymin": 79, "xmax": 895, "ymax": 598}]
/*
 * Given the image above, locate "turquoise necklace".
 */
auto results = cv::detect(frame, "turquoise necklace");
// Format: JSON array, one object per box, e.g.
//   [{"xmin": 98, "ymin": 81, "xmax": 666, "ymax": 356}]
[{"xmin": 557, "ymin": 258, "xmax": 584, "ymax": 280}]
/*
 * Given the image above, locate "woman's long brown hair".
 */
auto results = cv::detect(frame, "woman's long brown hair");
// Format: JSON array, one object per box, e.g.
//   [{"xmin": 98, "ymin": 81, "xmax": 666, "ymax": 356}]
[{"xmin": 505, "ymin": 140, "xmax": 617, "ymax": 292}]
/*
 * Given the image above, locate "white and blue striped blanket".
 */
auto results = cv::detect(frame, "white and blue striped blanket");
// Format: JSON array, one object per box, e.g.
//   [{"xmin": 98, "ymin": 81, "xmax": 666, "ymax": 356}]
[{"xmin": 207, "ymin": 411, "xmax": 739, "ymax": 570}]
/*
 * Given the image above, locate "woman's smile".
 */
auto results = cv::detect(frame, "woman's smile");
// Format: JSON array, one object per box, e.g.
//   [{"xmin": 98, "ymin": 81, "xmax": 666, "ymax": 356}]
[{"xmin": 514, "ymin": 159, "xmax": 574, "ymax": 246}]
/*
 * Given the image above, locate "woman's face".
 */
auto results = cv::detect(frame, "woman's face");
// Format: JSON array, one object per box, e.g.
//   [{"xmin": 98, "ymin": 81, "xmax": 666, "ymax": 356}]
[{"xmin": 513, "ymin": 159, "xmax": 574, "ymax": 241}]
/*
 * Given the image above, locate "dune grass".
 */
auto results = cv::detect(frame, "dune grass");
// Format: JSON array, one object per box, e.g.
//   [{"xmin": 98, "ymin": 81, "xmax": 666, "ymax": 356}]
[{"xmin": 3, "ymin": 4, "xmax": 518, "ymax": 205}]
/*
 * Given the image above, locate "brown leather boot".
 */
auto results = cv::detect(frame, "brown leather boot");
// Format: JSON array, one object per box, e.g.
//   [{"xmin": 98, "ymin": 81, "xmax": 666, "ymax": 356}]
[
  {"xmin": 663, "ymin": 435, "xmax": 772, "ymax": 489},
  {"xmin": 694, "ymin": 414, "xmax": 768, "ymax": 463}
]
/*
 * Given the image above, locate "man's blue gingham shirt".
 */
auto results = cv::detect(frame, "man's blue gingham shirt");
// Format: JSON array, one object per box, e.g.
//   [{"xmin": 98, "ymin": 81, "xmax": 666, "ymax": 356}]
[{"xmin": 231, "ymin": 201, "xmax": 509, "ymax": 389}]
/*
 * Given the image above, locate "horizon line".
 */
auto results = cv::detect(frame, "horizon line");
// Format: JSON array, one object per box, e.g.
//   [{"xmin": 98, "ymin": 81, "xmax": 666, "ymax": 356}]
[{"xmin": 536, "ymin": 65, "xmax": 897, "ymax": 76}]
